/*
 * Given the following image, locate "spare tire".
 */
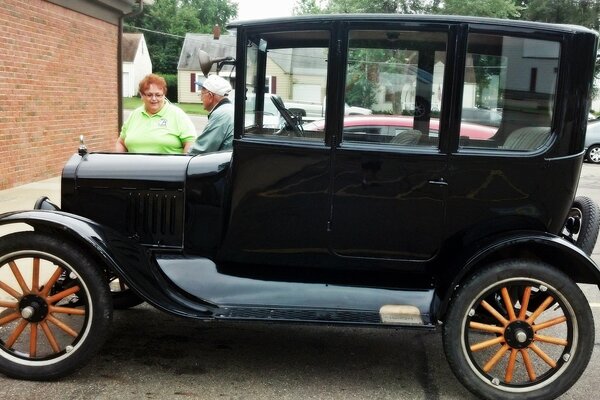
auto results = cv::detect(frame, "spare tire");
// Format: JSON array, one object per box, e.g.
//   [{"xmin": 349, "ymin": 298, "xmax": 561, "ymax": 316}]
[{"xmin": 562, "ymin": 196, "xmax": 600, "ymax": 256}]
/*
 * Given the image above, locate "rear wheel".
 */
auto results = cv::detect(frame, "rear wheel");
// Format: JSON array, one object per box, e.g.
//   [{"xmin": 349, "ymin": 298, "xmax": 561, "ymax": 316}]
[
  {"xmin": 443, "ymin": 260, "xmax": 594, "ymax": 400},
  {"xmin": 0, "ymin": 232, "xmax": 112, "ymax": 380}
]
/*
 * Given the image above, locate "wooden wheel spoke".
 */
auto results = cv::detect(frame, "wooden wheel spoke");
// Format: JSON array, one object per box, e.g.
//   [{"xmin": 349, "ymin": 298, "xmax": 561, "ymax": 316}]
[
  {"xmin": 530, "ymin": 343, "xmax": 557, "ymax": 368},
  {"xmin": 0, "ymin": 280, "xmax": 22, "ymax": 300},
  {"xmin": 518, "ymin": 286, "xmax": 531, "ymax": 320},
  {"xmin": 30, "ymin": 323, "xmax": 38, "ymax": 357},
  {"xmin": 49, "ymin": 305, "xmax": 85, "ymax": 316},
  {"xmin": 0, "ymin": 300, "xmax": 18, "ymax": 308},
  {"xmin": 5, "ymin": 318, "xmax": 29, "ymax": 348},
  {"xmin": 469, "ymin": 321, "xmax": 504, "ymax": 334},
  {"xmin": 483, "ymin": 343, "xmax": 510, "ymax": 372},
  {"xmin": 470, "ymin": 335, "xmax": 505, "ymax": 352},
  {"xmin": 533, "ymin": 316, "xmax": 567, "ymax": 332},
  {"xmin": 40, "ymin": 266, "xmax": 64, "ymax": 297},
  {"xmin": 0, "ymin": 311, "xmax": 21, "ymax": 326},
  {"xmin": 47, "ymin": 315, "xmax": 78, "ymax": 337},
  {"xmin": 32, "ymin": 257, "xmax": 40, "ymax": 293},
  {"xmin": 9, "ymin": 260, "xmax": 30, "ymax": 294},
  {"xmin": 501, "ymin": 287, "xmax": 517, "ymax": 321},
  {"xmin": 9, "ymin": 261, "xmax": 30, "ymax": 293},
  {"xmin": 39, "ymin": 321, "xmax": 60, "ymax": 353},
  {"xmin": 526, "ymin": 295, "xmax": 555, "ymax": 324},
  {"xmin": 480, "ymin": 300, "xmax": 509, "ymax": 326},
  {"xmin": 505, "ymin": 349, "xmax": 519, "ymax": 383},
  {"xmin": 534, "ymin": 333, "xmax": 568, "ymax": 347},
  {"xmin": 46, "ymin": 285, "xmax": 80, "ymax": 305},
  {"xmin": 521, "ymin": 349, "xmax": 537, "ymax": 381}
]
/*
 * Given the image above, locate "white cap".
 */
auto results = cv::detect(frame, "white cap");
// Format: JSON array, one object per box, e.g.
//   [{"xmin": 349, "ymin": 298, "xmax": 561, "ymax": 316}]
[{"xmin": 197, "ymin": 75, "xmax": 232, "ymax": 96}]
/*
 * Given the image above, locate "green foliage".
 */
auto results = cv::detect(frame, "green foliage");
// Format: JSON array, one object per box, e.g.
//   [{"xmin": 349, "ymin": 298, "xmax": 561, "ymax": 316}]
[
  {"xmin": 294, "ymin": 0, "xmax": 442, "ymax": 14},
  {"xmin": 345, "ymin": 70, "xmax": 378, "ymax": 108},
  {"xmin": 521, "ymin": 0, "xmax": 600, "ymax": 30},
  {"xmin": 160, "ymin": 73, "xmax": 178, "ymax": 103},
  {"xmin": 125, "ymin": 0, "xmax": 238, "ymax": 74},
  {"xmin": 441, "ymin": 0, "xmax": 522, "ymax": 18}
]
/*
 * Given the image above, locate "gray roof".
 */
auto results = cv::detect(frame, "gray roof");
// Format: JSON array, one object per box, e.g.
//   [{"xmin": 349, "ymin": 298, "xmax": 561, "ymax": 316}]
[
  {"xmin": 178, "ymin": 33, "xmax": 327, "ymax": 76},
  {"xmin": 122, "ymin": 33, "xmax": 143, "ymax": 62},
  {"xmin": 177, "ymin": 33, "xmax": 237, "ymax": 71}
]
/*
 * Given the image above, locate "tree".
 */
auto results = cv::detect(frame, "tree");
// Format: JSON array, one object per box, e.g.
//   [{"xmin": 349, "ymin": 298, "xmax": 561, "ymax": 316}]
[
  {"xmin": 521, "ymin": 0, "xmax": 600, "ymax": 30},
  {"xmin": 441, "ymin": 0, "xmax": 522, "ymax": 18},
  {"xmin": 125, "ymin": 0, "xmax": 238, "ymax": 74},
  {"xmin": 294, "ymin": 0, "xmax": 442, "ymax": 14}
]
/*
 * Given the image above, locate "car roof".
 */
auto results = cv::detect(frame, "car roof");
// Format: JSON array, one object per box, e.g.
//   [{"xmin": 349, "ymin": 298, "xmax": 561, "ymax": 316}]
[{"xmin": 229, "ymin": 14, "xmax": 596, "ymax": 35}]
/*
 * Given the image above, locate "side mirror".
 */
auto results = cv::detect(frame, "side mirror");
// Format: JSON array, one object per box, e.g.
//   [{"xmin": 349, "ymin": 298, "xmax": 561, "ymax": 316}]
[{"xmin": 197, "ymin": 50, "xmax": 235, "ymax": 77}]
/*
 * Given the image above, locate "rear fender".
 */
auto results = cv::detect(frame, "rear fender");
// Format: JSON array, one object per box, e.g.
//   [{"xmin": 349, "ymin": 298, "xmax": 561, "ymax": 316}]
[
  {"xmin": 436, "ymin": 232, "xmax": 600, "ymax": 321},
  {"xmin": 0, "ymin": 210, "xmax": 213, "ymax": 318}
]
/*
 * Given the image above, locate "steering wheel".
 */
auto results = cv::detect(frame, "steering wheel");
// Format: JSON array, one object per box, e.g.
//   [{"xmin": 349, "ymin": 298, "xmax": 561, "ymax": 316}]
[{"xmin": 270, "ymin": 96, "xmax": 303, "ymax": 137}]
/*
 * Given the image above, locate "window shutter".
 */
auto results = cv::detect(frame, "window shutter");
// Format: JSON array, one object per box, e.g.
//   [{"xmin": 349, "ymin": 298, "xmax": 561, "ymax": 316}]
[
  {"xmin": 190, "ymin": 73, "xmax": 196, "ymax": 93},
  {"xmin": 271, "ymin": 76, "xmax": 277, "ymax": 94}
]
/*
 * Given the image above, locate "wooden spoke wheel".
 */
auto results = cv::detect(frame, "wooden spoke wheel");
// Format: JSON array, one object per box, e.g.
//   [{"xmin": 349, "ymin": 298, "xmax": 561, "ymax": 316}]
[
  {"xmin": 0, "ymin": 232, "xmax": 112, "ymax": 380},
  {"xmin": 443, "ymin": 260, "xmax": 594, "ymax": 400}
]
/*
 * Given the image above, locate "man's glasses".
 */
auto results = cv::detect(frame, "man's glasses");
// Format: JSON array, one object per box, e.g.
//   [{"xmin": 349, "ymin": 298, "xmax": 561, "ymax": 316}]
[{"xmin": 143, "ymin": 93, "xmax": 164, "ymax": 99}]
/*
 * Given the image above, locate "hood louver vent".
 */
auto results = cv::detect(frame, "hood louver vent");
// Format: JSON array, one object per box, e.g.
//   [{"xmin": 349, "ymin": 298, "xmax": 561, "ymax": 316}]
[{"xmin": 126, "ymin": 190, "xmax": 184, "ymax": 247}]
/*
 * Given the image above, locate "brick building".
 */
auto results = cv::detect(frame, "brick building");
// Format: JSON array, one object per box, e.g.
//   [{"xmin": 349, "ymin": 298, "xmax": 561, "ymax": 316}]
[{"xmin": 0, "ymin": 0, "xmax": 145, "ymax": 190}]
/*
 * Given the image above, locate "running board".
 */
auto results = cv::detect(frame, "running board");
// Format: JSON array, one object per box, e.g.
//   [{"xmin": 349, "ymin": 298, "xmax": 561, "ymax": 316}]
[
  {"xmin": 157, "ymin": 255, "xmax": 435, "ymax": 326},
  {"xmin": 214, "ymin": 305, "xmax": 430, "ymax": 327}
]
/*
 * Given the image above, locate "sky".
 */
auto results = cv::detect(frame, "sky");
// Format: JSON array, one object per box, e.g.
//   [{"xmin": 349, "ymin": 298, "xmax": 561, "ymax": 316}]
[{"xmin": 233, "ymin": 0, "xmax": 297, "ymax": 21}]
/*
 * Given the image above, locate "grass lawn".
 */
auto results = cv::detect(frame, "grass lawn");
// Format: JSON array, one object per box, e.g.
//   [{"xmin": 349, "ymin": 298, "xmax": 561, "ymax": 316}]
[{"xmin": 122, "ymin": 97, "xmax": 208, "ymax": 116}]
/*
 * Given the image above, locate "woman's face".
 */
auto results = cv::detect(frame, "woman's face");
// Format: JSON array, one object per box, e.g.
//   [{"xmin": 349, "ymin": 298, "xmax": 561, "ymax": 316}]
[{"xmin": 141, "ymin": 83, "xmax": 165, "ymax": 115}]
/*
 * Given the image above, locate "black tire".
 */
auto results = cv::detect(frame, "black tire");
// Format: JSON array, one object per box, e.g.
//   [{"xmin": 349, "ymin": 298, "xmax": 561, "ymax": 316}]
[
  {"xmin": 443, "ymin": 260, "xmax": 594, "ymax": 400},
  {"xmin": 0, "ymin": 232, "xmax": 112, "ymax": 380},
  {"xmin": 109, "ymin": 275, "xmax": 144, "ymax": 310},
  {"xmin": 586, "ymin": 144, "xmax": 600, "ymax": 164},
  {"xmin": 561, "ymin": 196, "xmax": 600, "ymax": 256}
]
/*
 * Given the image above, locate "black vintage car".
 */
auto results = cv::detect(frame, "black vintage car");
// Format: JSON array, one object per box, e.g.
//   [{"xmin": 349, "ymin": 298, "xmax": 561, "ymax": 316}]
[{"xmin": 1, "ymin": 15, "xmax": 599, "ymax": 400}]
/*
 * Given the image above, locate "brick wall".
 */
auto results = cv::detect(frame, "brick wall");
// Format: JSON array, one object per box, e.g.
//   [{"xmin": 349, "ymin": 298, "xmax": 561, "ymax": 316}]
[{"xmin": 0, "ymin": 0, "xmax": 119, "ymax": 190}]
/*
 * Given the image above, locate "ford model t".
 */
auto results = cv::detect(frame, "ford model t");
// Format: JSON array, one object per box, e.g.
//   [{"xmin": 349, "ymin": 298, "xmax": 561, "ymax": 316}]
[{"xmin": 1, "ymin": 15, "xmax": 599, "ymax": 400}]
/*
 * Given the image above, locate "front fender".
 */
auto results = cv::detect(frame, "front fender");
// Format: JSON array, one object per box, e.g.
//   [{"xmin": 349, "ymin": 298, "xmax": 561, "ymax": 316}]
[
  {"xmin": 0, "ymin": 210, "xmax": 213, "ymax": 318},
  {"xmin": 436, "ymin": 232, "xmax": 600, "ymax": 321}
]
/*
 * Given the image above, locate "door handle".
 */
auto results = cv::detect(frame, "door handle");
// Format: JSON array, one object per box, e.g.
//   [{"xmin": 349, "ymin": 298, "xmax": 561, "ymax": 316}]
[{"xmin": 428, "ymin": 178, "xmax": 448, "ymax": 186}]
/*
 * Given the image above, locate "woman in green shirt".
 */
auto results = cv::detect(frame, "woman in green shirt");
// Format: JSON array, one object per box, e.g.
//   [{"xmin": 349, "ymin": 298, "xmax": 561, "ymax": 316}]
[{"xmin": 116, "ymin": 74, "xmax": 196, "ymax": 154}]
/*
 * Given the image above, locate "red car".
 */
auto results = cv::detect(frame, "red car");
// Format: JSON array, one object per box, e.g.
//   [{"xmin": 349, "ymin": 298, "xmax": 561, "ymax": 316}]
[{"xmin": 304, "ymin": 115, "xmax": 497, "ymax": 144}]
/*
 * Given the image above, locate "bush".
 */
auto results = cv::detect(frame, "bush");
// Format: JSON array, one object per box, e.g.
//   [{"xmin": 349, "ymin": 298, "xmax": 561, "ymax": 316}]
[{"xmin": 160, "ymin": 73, "xmax": 178, "ymax": 103}]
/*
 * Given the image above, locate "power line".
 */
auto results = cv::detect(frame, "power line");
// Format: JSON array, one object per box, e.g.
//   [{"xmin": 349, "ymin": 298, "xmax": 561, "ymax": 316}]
[{"xmin": 124, "ymin": 25, "xmax": 186, "ymax": 40}]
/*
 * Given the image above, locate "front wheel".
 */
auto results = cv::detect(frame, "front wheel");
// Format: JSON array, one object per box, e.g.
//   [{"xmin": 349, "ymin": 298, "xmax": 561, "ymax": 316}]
[
  {"xmin": 0, "ymin": 232, "xmax": 112, "ymax": 380},
  {"xmin": 443, "ymin": 260, "xmax": 594, "ymax": 400}
]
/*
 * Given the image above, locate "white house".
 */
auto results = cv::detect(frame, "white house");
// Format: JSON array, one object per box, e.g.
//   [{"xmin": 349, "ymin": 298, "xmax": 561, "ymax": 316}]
[{"xmin": 121, "ymin": 33, "xmax": 152, "ymax": 97}]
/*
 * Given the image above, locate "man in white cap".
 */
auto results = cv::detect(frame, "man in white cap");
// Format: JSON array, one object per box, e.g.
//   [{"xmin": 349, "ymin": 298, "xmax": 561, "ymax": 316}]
[{"xmin": 189, "ymin": 75, "xmax": 234, "ymax": 155}]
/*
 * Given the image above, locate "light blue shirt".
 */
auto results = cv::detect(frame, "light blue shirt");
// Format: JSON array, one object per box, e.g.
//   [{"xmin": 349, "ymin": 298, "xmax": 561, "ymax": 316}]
[{"xmin": 189, "ymin": 99, "xmax": 234, "ymax": 155}]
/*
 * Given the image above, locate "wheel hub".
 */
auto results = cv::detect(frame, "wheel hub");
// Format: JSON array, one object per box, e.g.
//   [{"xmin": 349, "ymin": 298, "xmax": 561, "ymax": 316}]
[
  {"xmin": 19, "ymin": 294, "xmax": 49, "ymax": 322},
  {"xmin": 504, "ymin": 320, "xmax": 534, "ymax": 349}
]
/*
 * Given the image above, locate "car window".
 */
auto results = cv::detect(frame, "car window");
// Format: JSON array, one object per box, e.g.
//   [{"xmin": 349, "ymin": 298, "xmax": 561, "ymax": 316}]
[
  {"xmin": 243, "ymin": 30, "xmax": 329, "ymax": 143},
  {"xmin": 341, "ymin": 30, "xmax": 447, "ymax": 149},
  {"xmin": 458, "ymin": 34, "xmax": 559, "ymax": 152}
]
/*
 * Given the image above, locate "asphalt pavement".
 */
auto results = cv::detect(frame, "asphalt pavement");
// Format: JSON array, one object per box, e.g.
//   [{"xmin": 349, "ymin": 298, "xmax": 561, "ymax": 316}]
[{"xmin": 0, "ymin": 164, "xmax": 600, "ymax": 399}]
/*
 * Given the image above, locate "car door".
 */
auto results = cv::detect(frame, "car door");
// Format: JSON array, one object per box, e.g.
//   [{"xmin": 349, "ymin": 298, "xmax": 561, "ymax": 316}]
[
  {"xmin": 330, "ymin": 26, "xmax": 450, "ymax": 262},
  {"xmin": 220, "ymin": 28, "xmax": 334, "ymax": 268}
]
